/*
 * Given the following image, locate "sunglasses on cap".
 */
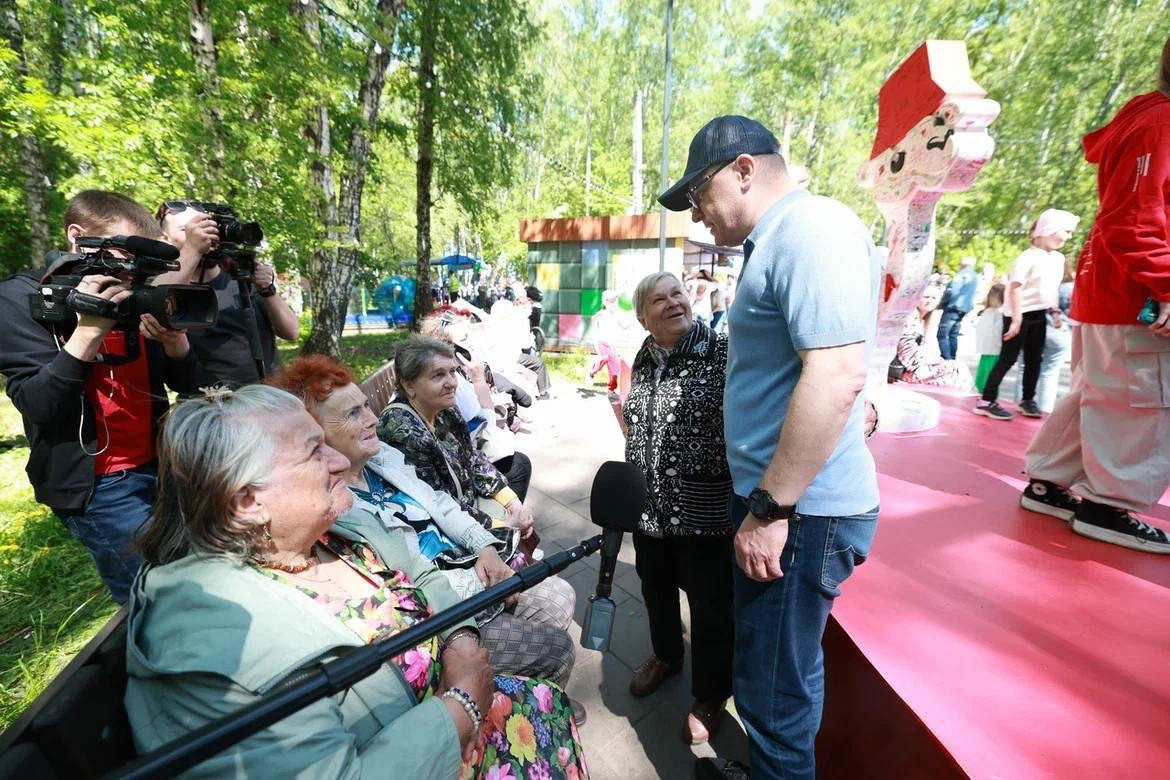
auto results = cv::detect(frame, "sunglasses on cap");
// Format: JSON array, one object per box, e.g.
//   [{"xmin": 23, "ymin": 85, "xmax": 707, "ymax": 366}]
[
  {"xmin": 685, "ymin": 160, "xmax": 735, "ymax": 211},
  {"xmin": 154, "ymin": 200, "xmax": 216, "ymax": 223}
]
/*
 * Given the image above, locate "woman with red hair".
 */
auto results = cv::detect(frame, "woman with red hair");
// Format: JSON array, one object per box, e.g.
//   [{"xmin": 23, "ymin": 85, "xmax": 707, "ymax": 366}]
[{"xmin": 268, "ymin": 354, "xmax": 582, "ymax": 709}]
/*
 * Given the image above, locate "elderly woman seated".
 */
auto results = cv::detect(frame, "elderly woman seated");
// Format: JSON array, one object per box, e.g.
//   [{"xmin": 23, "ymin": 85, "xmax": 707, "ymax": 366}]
[
  {"xmin": 268, "ymin": 355, "xmax": 579, "ymax": 697},
  {"xmin": 894, "ymin": 284, "xmax": 975, "ymax": 390},
  {"xmin": 378, "ymin": 335, "xmax": 537, "ymax": 535},
  {"xmin": 125, "ymin": 385, "xmax": 588, "ymax": 778}
]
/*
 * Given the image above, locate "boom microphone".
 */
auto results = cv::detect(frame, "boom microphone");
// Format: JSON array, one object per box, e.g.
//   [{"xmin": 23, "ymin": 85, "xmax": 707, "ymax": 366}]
[
  {"xmin": 581, "ymin": 460, "xmax": 647, "ymax": 651},
  {"xmin": 76, "ymin": 235, "xmax": 181, "ymax": 261}
]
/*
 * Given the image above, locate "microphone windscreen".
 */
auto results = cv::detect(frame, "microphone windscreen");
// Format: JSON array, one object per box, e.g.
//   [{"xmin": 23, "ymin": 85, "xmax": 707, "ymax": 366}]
[
  {"xmin": 118, "ymin": 235, "xmax": 181, "ymax": 260},
  {"xmin": 589, "ymin": 461, "xmax": 647, "ymax": 533}
]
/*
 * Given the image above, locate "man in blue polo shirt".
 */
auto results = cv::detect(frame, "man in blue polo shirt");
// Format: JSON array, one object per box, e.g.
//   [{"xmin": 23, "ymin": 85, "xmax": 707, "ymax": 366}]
[{"xmin": 659, "ymin": 116, "xmax": 880, "ymax": 780}]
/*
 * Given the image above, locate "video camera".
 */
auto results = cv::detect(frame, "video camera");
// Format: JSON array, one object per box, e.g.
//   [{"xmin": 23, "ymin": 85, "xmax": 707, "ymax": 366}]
[
  {"xmin": 186, "ymin": 201, "xmax": 264, "ymax": 280},
  {"xmin": 30, "ymin": 235, "xmax": 218, "ymax": 340}
]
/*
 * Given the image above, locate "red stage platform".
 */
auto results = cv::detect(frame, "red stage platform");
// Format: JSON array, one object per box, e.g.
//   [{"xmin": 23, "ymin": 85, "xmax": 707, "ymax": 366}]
[{"xmin": 818, "ymin": 389, "xmax": 1170, "ymax": 779}]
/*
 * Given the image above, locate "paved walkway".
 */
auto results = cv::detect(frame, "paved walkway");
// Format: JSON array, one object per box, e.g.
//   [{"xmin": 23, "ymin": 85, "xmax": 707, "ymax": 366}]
[{"xmin": 518, "ymin": 386, "xmax": 749, "ymax": 780}]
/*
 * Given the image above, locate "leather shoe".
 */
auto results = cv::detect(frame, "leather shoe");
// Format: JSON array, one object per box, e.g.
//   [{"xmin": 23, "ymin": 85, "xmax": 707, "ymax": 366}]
[
  {"xmin": 683, "ymin": 698, "xmax": 727, "ymax": 744},
  {"xmin": 628, "ymin": 655, "xmax": 682, "ymax": 697},
  {"xmin": 693, "ymin": 757, "xmax": 751, "ymax": 779}
]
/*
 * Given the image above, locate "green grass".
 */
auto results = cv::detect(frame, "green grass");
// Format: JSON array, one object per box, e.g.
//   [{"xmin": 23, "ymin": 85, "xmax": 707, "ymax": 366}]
[
  {"xmin": 278, "ymin": 329, "xmax": 409, "ymax": 379},
  {"xmin": 0, "ymin": 396, "xmax": 117, "ymax": 730},
  {"xmin": 543, "ymin": 349, "xmax": 592, "ymax": 388}
]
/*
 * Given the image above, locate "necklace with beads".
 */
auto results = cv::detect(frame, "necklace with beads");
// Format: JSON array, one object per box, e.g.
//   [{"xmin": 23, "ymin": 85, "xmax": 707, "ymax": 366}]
[{"xmin": 262, "ymin": 544, "xmax": 321, "ymax": 574}]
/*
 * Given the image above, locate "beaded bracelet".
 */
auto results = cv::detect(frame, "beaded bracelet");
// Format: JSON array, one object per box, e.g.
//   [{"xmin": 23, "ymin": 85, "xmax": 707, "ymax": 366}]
[{"xmin": 442, "ymin": 687, "xmax": 483, "ymax": 732}]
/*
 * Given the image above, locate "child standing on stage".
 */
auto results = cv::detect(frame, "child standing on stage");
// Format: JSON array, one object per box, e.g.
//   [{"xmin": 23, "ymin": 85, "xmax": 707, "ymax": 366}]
[{"xmin": 974, "ymin": 283, "xmax": 1005, "ymax": 393}]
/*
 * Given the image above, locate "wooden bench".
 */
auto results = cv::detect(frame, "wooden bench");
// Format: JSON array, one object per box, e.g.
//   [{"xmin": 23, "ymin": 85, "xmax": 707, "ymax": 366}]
[{"xmin": 358, "ymin": 361, "xmax": 397, "ymax": 416}]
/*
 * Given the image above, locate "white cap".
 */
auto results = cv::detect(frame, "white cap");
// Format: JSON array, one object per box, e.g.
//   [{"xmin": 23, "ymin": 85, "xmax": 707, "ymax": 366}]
[{"xmin": 1031, "ymin": 208, "xmax": 1079, "ymax": 238}]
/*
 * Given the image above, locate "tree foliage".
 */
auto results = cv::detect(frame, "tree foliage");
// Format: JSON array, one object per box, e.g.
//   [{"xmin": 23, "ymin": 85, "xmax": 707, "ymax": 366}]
[{"xmin": 0, "ymin": 0, "xmax": 1166, "ymax": 314}]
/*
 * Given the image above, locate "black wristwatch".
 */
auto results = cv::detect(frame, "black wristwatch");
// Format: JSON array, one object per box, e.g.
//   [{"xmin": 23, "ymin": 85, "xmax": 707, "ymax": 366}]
[
  {"xmin": 748, "ymin": 488, "xmax": 796, "ymax": 522},
  {"xmin": 258, "ymin": 282, "xmax": 277, "ymax": 298}
]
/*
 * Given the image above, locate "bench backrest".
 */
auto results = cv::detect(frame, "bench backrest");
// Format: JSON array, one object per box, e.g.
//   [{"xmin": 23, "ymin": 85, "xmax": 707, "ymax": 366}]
[
  {"xmin": 359, "ymin": 361, "xmax": 398, "ymax": 416},
  {"xmin": 0, "ymin": 610, "xmax": 133, "ymax": 778}
]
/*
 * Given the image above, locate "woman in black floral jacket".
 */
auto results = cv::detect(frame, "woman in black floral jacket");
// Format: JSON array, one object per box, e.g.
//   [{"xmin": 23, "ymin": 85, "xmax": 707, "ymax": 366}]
[
  {"xmin": 377, "ymin": 335, "xmax": 535, "ymax": 537},
  {"xmin": 621, "ymin": 271, "xmax": 734, "ymax": 746}
]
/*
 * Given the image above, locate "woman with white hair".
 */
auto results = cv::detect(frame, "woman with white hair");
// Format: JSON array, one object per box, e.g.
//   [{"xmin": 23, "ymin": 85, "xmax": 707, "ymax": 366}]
[
  {"xmin": 973, "ymin": 208, "xmax": 1078, "ymax": 420},
  {"xmin": 621, "ymin": 271, "xmax": 735, "ymax": 746},
  {"xmin": 125, "ymin": 385, "xmax": 588, "ymax": 778}
]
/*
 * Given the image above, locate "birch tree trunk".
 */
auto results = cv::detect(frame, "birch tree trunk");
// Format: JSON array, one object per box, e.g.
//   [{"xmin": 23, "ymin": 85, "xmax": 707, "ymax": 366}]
[
  {"xmin": 296, "ymin": 0, "xmax": 403, "ymax": 357},
  {"xmin": 1, "ymin": 0, "xmax": 52, "ymax": 266},
  {"xmin": 187, "ymin": 0, "xmax": 227, "ymax": 190}
]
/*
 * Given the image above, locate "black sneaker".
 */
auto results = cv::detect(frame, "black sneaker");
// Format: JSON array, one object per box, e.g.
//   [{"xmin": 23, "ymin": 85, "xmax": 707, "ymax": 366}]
[
  {"xmin": 1071, "ymin": 501, "xmax": 1170, "ymax": 554},
  {"xmin": 973, "ymin": 401, "xmax": 1013, "ymax": 420},
  {"xmin": 1020, "ymin": 480, "xmax": 1078, "ymax": 522},
  {"xmin": 1018, "ymin": 400, "xmax": 1043, "ymax": 418},
  {"xmin": 694, "ymin": 757, "xmax": 751, "ymax": 780}
]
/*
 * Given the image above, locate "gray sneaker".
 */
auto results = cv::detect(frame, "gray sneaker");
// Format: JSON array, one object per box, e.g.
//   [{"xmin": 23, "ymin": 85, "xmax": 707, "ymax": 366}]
[
  {"xmin": 973, "ymin": 401, "xmax": 1013, "ymax": 420},
  {"xmin": 1018, "ymin": 400, "xmax": 1043, "ymax": 418}
]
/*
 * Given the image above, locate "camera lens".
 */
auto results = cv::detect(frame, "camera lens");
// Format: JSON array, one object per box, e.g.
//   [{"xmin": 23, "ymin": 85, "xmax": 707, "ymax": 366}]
[{"xmin": 220, "ymin": 220, "xmax": 263, "ymax": 245}]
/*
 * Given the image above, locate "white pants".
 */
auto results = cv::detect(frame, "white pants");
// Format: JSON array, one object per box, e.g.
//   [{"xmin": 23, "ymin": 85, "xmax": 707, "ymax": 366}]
[{"xmin": 1026, "ymin": 324, "xmax": 1170, "ymax": 513}]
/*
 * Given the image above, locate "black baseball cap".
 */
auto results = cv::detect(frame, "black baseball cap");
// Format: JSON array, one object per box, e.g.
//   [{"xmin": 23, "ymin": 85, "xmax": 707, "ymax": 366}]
[{"xmin": 657, "ymin": 115, "xmax": 780, "ymax": 211}]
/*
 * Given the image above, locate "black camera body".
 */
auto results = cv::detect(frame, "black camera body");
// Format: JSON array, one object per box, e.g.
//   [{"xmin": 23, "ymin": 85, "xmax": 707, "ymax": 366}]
[
  {"xmin": 189, "ymin": 201, "xmax": 264, "ymax": 246},
  {"xmin": 29, "ymin": 236, "xmax": 219, "ymax": 334},
  {"xmin": 188, "ymin": 201, "xmax": 264, "ymax": 280}
]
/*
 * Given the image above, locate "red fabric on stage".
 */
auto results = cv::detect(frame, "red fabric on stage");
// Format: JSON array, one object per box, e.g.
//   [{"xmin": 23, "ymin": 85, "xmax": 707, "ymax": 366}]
[{"xmin": 829, "ymin": 388, "xmax": 1170, "ymax": 778}]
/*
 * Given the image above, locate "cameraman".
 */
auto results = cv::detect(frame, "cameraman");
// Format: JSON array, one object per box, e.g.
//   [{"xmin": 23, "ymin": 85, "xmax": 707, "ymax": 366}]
[
  {"xmin": 158, "ymin": 202, "xmax": 300, "ymax": 388},
  {"xmin": 0, "ymin": 190, "xmax": 209, "ymax": 604}
]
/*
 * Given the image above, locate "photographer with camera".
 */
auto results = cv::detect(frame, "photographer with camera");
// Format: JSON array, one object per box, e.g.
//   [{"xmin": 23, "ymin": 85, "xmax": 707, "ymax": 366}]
[
  {"xmin": 0, "ymin": 190, "xmax": 212, "ymax": 604},
  {"xmin": 158, "ymin": 201, "xmax": 300, "ymax": 388}
]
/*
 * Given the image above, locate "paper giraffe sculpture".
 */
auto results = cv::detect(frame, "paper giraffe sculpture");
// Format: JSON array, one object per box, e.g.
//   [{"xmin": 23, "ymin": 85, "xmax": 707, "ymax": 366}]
[{"xmin": 858, "ymin": 39, "xmax": 1000, "ymax": 378}]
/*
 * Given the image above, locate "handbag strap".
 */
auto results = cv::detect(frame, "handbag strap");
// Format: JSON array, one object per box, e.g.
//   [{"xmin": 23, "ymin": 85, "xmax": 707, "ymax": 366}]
[{"xmin": 387, "ymin": 402, "xmax": 466, "ymax": 502}]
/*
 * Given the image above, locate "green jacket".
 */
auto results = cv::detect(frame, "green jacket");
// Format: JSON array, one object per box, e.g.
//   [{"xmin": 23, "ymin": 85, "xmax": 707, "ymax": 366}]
[{"xmin": 124, "ymin": 508, "xmax": 476, "ymax": 779}]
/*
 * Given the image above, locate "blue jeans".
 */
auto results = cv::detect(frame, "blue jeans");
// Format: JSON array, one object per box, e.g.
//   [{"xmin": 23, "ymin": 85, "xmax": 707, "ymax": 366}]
[
  {"xmin": 936, "ymin": 308, "xmax": 965, "ymax": 360},
  {"xmin": 57, "ymin": 463, "xmax": 156, "ymax": 604},
  {"xmin": 730, "ymin": 495, "xmax": 878, "ymax": 779}
]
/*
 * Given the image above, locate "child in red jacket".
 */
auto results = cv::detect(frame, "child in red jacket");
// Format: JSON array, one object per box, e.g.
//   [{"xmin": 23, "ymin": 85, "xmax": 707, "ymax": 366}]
[{"xmin": 1019, "ymin": 36, "xmax": 1170, "ymax": 554}]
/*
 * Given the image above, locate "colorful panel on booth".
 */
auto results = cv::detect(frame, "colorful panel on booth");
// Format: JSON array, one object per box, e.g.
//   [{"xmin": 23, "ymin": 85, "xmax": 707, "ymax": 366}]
[
  {"xmin": 536, "ymin": 263, "xmax": 561, "ymax": 291},
  {"xmin": 540, "ymin": 313, "xmax": 559, "ymax": 340},
  {"xmin": 559, "ymin": 289, "xmax": 581, "ymax": 315},
  {"xmin": 581, "ymin": 288, "xmax": 603, "ymax": 316},
  {"xmin": 559, "ymin": 262, "xmax": 581, "ymax": 289},
  {"xmin": 558, "ymin": 313, "xmax": 584, "ymax": 342},
  {"xmin": 582, "ymin": 241, "xmax": 607, "ymax": 265},
  {"xmin": 559, "ymin": 242, "xmax": 582, "ymax": 264},
  {"xmin": 582, "ymin": 263, "xmax": 606, "ymax": 289},
  {"xmin": 537, "ymin": 243, "xmax": 559, "ymax": 264}
]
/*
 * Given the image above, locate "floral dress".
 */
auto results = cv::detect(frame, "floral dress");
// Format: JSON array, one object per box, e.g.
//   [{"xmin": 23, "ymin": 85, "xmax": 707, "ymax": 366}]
[{"xmin": 256, "ymin": 534, "xmax": 588, "ymax": 779}]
